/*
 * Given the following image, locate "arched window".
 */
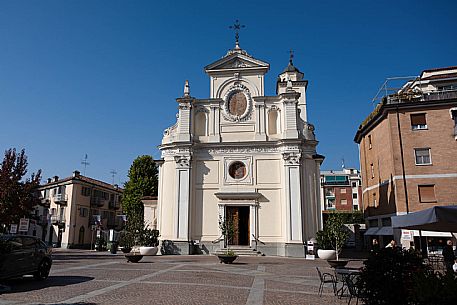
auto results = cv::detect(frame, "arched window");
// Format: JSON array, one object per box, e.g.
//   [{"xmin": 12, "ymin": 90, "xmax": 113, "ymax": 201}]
[
  {"xmin": 268, "ymin": 110, "xmax": 279, "ymax": 135},
  {"xmin": 78, "ymin": 226, "xmax": 85, "ymax": 245},
  {"xmin": 195, "ymin": 112, "xmax": 207, "ymax": 136}
]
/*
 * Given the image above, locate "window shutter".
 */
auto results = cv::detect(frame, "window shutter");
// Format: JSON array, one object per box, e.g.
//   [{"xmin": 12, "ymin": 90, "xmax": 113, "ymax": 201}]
[
  {"xmin": 411, "ymin": 114, "xmax": 426, "ymax": 125},
  {"xmin": 419, "ymin": 185, "xmax": 436, "ymax": 202}
]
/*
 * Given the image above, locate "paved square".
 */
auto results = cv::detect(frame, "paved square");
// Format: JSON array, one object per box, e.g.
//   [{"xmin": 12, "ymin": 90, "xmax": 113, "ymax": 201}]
[{"xmin": 0, "ymin": 249, "xmax": 362, "ymax": 305}]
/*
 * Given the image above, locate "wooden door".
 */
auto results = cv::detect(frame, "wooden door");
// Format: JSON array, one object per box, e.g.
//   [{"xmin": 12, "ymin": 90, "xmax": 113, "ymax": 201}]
[{"xmin": 226, "ymin": 206, "xmax": 250, "ymax": 246}]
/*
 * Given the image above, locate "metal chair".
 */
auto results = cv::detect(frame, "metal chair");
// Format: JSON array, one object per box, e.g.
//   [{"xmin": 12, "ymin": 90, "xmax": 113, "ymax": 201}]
[
  {"xmin": 345, "ymin": 275, "xmax": 366, "ymax": 305},
  {"xmin": 316, "ymin": 267, "xmax": 337, "ymax": 296}
]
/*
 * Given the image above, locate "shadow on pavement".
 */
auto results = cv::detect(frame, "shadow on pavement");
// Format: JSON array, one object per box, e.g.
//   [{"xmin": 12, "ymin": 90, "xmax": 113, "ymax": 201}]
[
  {"xmin": 0, "ymin": 275, "xmax": 94, "ymax": 294},
  {"xmin": 35, "ymin": 303, "xmax": 97, "ymax": 305},
  {"xmin": 52, "ymin": 254, "xmax": 121, "ymax": 261}
]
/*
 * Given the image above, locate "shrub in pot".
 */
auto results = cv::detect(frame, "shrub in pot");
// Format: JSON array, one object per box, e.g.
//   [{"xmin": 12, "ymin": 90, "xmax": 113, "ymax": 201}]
[
  {"xmin": 316, "ymin": 213, "xmax": 349, "ymax": 261},
  {"xmin": 139, "ymin": 228, "xmax": 159, "ymax": 256},
  {"xmin": 217, "ymin": 215, "xmax": 238, "ymax": 264}
]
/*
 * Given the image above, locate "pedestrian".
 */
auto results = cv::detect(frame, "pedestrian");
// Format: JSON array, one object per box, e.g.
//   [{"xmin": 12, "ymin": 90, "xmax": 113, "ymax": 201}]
[
  {"xmin": 385, "ymin": 240, "xmax": 399, "ymax": 250},
  {"xmin": 371, "ymin": 238, "xmax": 380, "ymax": 253},
  {"xmin": 442, "ymin": 239, "xmax": 456, "ymax": 273}
]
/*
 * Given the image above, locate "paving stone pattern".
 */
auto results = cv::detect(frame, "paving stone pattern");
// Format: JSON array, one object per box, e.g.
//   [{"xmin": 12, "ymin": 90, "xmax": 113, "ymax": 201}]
[{"xmin": 0, "ymin": 249, "xmax": 363, "ymax": 305}]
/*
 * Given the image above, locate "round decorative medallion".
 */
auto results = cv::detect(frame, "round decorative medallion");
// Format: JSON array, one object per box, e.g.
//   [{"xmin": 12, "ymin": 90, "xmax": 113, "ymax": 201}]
[
  {"xmin": 222, "ymin": 84, "xmax": 252, "ymax": 122},
  {"xmin": 228, "ymin": 161, "xmax": 246, "ymax": 179},
  {"xmin": 228, "ymin": 92, "xmax": 247, "ymax": 116}
]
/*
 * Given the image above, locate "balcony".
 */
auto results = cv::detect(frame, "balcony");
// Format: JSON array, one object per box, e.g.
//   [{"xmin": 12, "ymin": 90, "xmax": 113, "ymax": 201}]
[
  {"xmin": 40, "ymin": 198, "xmax": 51, "ymax": 207},
  {"xmin": 108, "ymin": 201, "xmax": 120, "ymax": 210},
  {"xmin": 90, "ymin": 197, "xmax": 105, "ymax": 207},
  {"xmin": 50, "ymin": 215, "xmax": 65, "ymax": 226},
  {"xmin": 53, "ymin": 193, "xmax": 68, "ymax": 204}
]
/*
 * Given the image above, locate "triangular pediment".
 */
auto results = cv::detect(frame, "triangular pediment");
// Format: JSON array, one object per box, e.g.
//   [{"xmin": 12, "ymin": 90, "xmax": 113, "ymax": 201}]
[{"xmin": 205, "ymin": 52, "xmax": 269, "ymax": 73}]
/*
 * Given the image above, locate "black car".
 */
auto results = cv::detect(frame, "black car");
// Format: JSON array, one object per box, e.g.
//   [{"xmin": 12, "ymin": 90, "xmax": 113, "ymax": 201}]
[{"xmin": 0, "ymin": 235, "xmax": 52, "ymax": 281}]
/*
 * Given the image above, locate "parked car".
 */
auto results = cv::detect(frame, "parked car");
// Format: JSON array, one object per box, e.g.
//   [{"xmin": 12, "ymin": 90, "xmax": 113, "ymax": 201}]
[{"xmin": 0, "ymin": 235, "xmax": 52, "ymax": 280}]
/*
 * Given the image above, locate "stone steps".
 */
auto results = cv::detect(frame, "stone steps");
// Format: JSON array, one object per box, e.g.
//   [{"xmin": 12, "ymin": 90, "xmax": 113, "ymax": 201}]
[{"xmin": 214, "ymin": 246, "xmax": 264, "ymax": 257}]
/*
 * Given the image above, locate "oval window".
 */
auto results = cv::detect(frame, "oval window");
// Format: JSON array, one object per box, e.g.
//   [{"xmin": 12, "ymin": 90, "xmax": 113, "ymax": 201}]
[
  {"xmin": 229, "ymin": 161, "xmax": 246, "ymax": 179},
  {"xmin": 228, "ymin": 92, "xmax": 247, "ymax": 116}
]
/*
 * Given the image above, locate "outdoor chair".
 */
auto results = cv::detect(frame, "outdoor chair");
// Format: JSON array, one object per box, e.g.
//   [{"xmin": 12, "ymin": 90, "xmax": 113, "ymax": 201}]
[
  {"xmin": 345, "ymin": 275, "xmax": 367, "ymax": 305},
  {"xmin": 316, "ymin": 267, "xmax": 337, "ymax": 297}
]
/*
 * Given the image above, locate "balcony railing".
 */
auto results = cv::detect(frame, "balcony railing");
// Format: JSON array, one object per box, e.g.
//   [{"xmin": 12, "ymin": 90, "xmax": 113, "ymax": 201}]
[
  {"xmin": 108, "ymin": 201, "xmax": 120, "ymax": 210},
  {"xmin": 90, "ymin": 197, "xmax": 105, "ymax": 207},
  {"xmin": 50, "ymin": 215, "xmax": 65, "ymax": 225},
  {"xmin": 53, "ymin": 193, "xmax": 68, "ymax": 204},
  {"xmin": 40, "ymin": 198, "xmax": 51, "ymax": 207}
]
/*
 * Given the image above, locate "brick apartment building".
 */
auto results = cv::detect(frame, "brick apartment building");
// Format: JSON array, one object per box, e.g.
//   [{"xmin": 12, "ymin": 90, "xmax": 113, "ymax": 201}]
[
  {"xmin": 320, "ymin": 168, "xmax": 362, "ymax": 213},
  {"xmin": 354, "ymin": 66, "xmax": 457, "ymax": 249}
]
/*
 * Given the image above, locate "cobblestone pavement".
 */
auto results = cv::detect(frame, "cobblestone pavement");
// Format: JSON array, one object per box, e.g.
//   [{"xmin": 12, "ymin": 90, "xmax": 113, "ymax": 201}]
[{"xmin": 0, "ymin": 249, "xmax": 364, "ymax": 305}]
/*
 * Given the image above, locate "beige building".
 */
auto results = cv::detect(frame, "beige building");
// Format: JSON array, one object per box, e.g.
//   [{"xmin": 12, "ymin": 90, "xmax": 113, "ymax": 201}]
[
  {"xmin": 354, "ymin": 66, "xmax": 457, "ymax": 248},
  {"xmin": 37, "ymin": 171, "xmax": 123, "ymax": 248},
  {"xmin": 157, "ymin": 41, "xmax": 324, "ymax": 257}
]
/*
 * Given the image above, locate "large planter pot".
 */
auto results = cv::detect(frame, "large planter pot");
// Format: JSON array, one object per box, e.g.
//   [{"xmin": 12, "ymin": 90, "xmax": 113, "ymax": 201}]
[
  {"xmin": 125, "ymin": 254, "xmax": 143, "ymax": 263},
  {"xmin": 327, "ymin": 260, "xmax": 349, "ymax": 268},
  {"xmin": 217, "ymin": 255, "xmax": 238, "ymax": 264},
  {"xmin": 139, "ymin": 246, "xmax": 158, "ymax": 256},
  {"xmin": 121, "ymin": 247, "xmax": 132, "ymax": 254},
  {"xmin": 317, "ymin": 249, "xmax": 336, "ymax": 260}
]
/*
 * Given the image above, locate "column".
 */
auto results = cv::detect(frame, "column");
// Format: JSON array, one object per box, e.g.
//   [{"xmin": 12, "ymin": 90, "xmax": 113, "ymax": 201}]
[
  {"xmin": 283, "ymin": 152, "xmax": 303, "ymax": 242},
  {"xmin": 174, "ymin": 155, "xmax": 191, "ymax": 240}
]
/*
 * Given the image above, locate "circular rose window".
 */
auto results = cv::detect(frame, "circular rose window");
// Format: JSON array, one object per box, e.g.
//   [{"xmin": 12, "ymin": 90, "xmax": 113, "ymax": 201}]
[
  {"xmin": 228, "ymin": 92, "xmax": 247, "ymax": 116},
  {"xmin": 229, "ymin": 161, "xmax": 246, "ymax": 179}
]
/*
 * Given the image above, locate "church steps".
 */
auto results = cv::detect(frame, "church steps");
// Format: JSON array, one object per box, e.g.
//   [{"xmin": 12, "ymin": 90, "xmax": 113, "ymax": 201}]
[{"xmin": 214, "ymin": 247, "xmax": 264, "ymax": 257}]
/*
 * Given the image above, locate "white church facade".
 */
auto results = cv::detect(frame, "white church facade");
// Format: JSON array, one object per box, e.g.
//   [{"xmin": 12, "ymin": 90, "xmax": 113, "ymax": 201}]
[{"xmin": 157, "ymin": 42, "xmax": 324, "ymax": 257}]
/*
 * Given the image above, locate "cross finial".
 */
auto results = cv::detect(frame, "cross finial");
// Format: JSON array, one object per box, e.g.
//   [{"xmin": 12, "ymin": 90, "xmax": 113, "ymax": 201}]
[
  {"xmin": 289, "ymin": 49, "xmax": 294, "ymax": 65},
  {"xmin": 229, "ymin": 20, "xmax": 245, "ymax": 49}
]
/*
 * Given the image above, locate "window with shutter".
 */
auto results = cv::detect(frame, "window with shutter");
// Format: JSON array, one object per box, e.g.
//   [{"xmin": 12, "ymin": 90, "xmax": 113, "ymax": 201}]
[
  {"xmin": 411, "ymin": 113, "xmax": 427, "ymax": 130},
  {"xmin": 418, "ymin": 185, "xmax": 436, "ymax": 203}
]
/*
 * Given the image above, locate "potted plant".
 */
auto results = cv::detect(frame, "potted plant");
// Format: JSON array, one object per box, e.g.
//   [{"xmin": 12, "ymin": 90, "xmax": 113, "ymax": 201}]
[
  {"xmin": 119, "ymin": 231, "xmax": 134, "ymax": 253},
  {"xmin": 217, "ymin": 215, "xmax": 238, "ymax": 264},
  {"xmin": 316, "ymin": 213, "xmax": 349, "ymax": 267},
  {"xmin": 95, "ymin": 235, "xmax": 107, "ymax": 252},
  {"xmin": 139, "ymin": 228, "xmax": 159, "ymax": 256}
]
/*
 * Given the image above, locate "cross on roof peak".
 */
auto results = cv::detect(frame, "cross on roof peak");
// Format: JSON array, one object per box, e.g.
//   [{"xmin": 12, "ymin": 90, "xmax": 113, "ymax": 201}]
[
  {"xmin": 229, "ymin": 20, "xmax": 245, "ymax": 49},
  {"xmin": 289, "ymin": 49, "xmax": 294, "ymax": 65}
]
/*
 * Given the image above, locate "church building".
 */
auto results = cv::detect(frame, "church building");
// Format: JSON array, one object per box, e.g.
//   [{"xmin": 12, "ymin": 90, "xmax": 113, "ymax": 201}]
[{"xmin": 157, "ymin": 38, "xmax": 324, "ymax": 257}]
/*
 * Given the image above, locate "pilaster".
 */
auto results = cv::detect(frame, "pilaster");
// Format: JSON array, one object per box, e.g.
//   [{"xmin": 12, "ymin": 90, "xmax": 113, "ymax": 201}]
[
  {"xmin": 283, "ymin": 151, "xmax": 303, "ymax": 242},
  {"xmin": 254, "ymin": 101, "xmax": 267, "ymax": 141},
  {"xmin": 174, "ymin": 154, "xmax": 191, "ymax": 241},
  {"xmin": 281, "ymin": 92, "xmax": 300, "ymax": 139},
  {"xmin": 208, "ymin": 104, "xmax": 221, "ymax": 142},
  {"xmin": 176, "ymin": 97, "xmax": 193, "ymax": 142}
]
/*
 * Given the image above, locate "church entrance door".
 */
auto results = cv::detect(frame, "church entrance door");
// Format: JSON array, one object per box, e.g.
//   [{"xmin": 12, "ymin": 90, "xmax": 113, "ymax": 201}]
[{"xmin": 226, "ymin": 206, "xmax": 250, "ymax": 246}]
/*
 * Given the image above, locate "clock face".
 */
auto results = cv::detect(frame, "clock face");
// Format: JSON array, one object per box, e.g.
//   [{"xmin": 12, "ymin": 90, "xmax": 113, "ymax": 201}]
[{"xmin": 228, "ymin": 92, "xmax": 247, "ymax": 116}]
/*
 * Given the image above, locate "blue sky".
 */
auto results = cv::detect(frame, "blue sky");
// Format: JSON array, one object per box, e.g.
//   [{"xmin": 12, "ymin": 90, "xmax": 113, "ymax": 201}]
[{"xmin": 1, "ymin": 0, "xmax": 456, "ymax": 185}]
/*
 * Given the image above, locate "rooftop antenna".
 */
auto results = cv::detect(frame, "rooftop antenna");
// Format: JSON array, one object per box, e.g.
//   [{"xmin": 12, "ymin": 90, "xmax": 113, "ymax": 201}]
[
  {"xmin": 341, "ymin": 158, "xmax": 345, "ymax": 169},
  {"xmin": 110, "ymin": 169, "xmax": 117, "ymax": 185},
  {"xmin": 229, "ymin": 19, "xmax": 245, "ymax": 49},
  {"xmin": 81, "ymin": 154, "xmax": 90, "ymax": 176},
  {"xmin": 289, "ymin": 49, "xmax": 294, "ymax": 65}
]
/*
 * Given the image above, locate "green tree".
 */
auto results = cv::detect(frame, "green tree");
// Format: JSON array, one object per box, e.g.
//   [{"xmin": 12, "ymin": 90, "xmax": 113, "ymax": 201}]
[
  {"xmin": 0, "ymin": 148, "xmax": 41, "ymax": 230},
  {"xmin": 122, "ymin": 155, "xmax": 158, "ymax": 234},
  {"xmin": 316, "ymin": 213, "xmax": 349, "ymax": 260}
]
